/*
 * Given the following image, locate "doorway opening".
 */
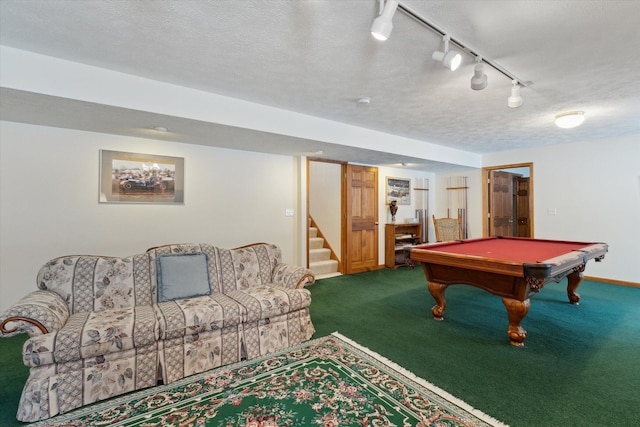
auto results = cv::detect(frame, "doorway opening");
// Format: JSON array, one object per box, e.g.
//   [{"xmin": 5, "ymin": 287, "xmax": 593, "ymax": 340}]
[
  {"xmin": 307, "ymin": 159, "xmax": 380, "ymax": 276},
  {"xmin": 307, "ymin": 159, "xmax": 345, "ymax": 277},
  {"xmin": 482, "ymin": 162, "xmax": 534, "ymax": 237}
]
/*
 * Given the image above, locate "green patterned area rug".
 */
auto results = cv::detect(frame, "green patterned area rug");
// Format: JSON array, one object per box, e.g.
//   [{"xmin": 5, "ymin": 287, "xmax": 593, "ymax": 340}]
[{"xmin": 33, "ymin": 333, "xmax": 507, "ymax": 427}]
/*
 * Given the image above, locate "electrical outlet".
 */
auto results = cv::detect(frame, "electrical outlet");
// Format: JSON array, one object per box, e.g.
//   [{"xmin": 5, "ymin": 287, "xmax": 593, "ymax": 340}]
[
  {"xmin": 547, "ymin": 208, "xmax": 557, "ymax": 216},
  {"xmin": 285, "ymin": 208, "xmax": 294, "ymax": 217}
]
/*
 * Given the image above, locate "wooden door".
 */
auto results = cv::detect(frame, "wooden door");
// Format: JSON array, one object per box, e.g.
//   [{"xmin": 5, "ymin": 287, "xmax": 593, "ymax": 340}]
[
  {"xmin": 489, "ymin": 170, "xmax": 514, "ymax": 236},
  {"xmin": 516, "ymin": 177, "xmax": 530, "ymax": 237},
  {"xmin": 346, "ymin": 165, "xmax": 378, "ymax": 273},
  {"xmin": 482, "ymin": 163, "xmax": 534, "ymax": 238}
]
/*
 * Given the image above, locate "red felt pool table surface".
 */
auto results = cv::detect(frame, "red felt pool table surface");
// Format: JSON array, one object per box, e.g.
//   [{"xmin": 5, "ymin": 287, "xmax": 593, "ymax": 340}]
[{"xmin": 420, "ymin": 237, "xmax": 595, "ymax": 263}]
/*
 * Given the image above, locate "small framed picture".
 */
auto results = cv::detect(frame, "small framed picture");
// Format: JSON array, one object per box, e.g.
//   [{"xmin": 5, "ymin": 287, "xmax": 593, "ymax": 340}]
[
  {"xmin": 99, "ymin": 150, "xmax": 184, "ymax": 204},
  {"xmin": 386, "ymin": 176, "xmax": 411, "ymax": 205}
]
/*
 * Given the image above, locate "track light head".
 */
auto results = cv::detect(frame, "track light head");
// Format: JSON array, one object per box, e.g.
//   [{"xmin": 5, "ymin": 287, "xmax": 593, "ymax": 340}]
[
  {"xmin": 371, "ymin": 0, "xmax": 398, "ymax": 41},
  {"xmin": 508, "ymin": 80, "xmax": 523, "ymax": 108},
  {"xmin": 432, "ymin": 50, "xmax": 462, "ymax": 71},
  {"xmin": 470, "ymin": 58, "xmax": 488, "ymax": 90},
  {"xmin": 432, "ymin": 35, "xmax": 461, "ymax": 71}
]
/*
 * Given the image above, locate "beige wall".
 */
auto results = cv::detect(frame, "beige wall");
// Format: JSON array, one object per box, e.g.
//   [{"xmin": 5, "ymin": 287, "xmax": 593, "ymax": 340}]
[
  {"xmin": 481, "ymin": 135, "xmax": 640, "ymax": 284},
  {"xmin": 0, "ymin": 121, "xmax": 302, "ymax": 311},
  {"xmin": 0, "ymin": 121, "xmax": 434, "ymax": 312},
  {"xmin": 2, "ymin": 120, "xmax": 638, "ymax": 312},
  {"xmin": 431, "ymin": 134, "xmax": 640, "ymax": 284}
]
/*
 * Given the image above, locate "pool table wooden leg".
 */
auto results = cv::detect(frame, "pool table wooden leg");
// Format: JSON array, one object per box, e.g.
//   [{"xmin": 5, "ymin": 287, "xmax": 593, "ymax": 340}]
[
  {"xmin": 427, "ymin": 281, "xmax": 447, "ymax": 321},
  {"xmin": 566, "ymin": 268, "xmax": 584, "ymax": 305},
  {"xmin": 502, "ymin": 297, "xmax": 530, "ymax": 347}
]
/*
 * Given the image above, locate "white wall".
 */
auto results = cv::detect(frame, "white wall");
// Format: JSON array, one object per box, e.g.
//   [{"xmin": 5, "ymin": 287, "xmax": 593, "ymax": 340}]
[
  {"xmin": 482, "ymin": 134, "xmax": 640, "ymax": 283},
  {"xmin": 0, "ymin": 121, "xmax": 302, "ymax": 311}
]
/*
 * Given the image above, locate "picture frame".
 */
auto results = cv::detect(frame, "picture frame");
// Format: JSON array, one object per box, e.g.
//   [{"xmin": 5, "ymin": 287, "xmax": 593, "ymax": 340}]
[
  {"xmin": 386, "ymin": 176, "xmax": 411, "ymax": 205},
  {"xmin": 99, "ymin": 150, "xmax": 184, "ymax": 204}
]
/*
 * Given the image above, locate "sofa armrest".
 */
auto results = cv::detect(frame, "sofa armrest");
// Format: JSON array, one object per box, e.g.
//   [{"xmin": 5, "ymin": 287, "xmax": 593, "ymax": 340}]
[
  {"xmin": 0, "ymin": 290, "xmax": 69, "ymax": 338},
  {"xmin": 272, "ymin": 263, "xmax": 315, "ymax": 289}
]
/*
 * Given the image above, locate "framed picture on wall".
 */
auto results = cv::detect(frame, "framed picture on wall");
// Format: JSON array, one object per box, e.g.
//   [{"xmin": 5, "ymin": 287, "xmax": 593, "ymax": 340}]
[
  {"xmin": 99, "ymin": 150, "xmax": 184, "ymax": 204},
  {"xmin": 386, "ymin": 176, "xmax": 411, "ymax": 205}
]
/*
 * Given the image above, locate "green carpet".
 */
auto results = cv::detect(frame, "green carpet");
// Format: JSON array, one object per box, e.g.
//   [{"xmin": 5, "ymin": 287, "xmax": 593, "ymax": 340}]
[
  {"xmin": 0, "ymin": 335, "xmax": 29, "ymax": 426},
  {"xmin": 26, "ymin": 333, "xmax": 506, "ymax": 427},
  {"xmin": 0, "ymin": 268, "xmax": 638, "ymax": 426},
  {"xmin": 309, "ymin": 268, "xmax": 640, "ymax": 427}
]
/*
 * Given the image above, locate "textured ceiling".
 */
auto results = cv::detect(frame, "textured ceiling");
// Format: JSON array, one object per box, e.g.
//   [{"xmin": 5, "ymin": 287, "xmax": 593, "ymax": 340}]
[{"xmin": 1, "ymin": 0, "xmax": 639, "ymax": 169}]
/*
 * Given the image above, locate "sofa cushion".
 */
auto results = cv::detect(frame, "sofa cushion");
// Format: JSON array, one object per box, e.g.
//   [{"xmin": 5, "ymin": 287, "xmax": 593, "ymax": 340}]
[
  {"xmin": 146, "ymin": 243, "xmax": 289, "ymax": 294},
  {"xmin": 155, "ymin": 293, "xmax": 246, "ymax": 340},
  {"xmin": 217, "ymin": 244, "xmax": 281, "ymax": 293},
  {"xmin": 22, "ymin": 306, "xmax": 158, "ymax": 367},
  {"xmin": 157, "ymin": 253, "xmax": 211, "ymax": 302},
  {"xmin": 226, "ymin": 286, "xmax": 312, "ymax": 323},
  {"xmin": 35, "ymin": 254, "xmax": 154, "ymax": 314}
]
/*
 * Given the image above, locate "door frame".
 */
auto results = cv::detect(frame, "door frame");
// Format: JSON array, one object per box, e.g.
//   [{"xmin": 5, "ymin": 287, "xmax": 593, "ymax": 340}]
[
  {"xmin": 307, "ymin": 159, "xmax": 381, "ymax": 274},
  {"xmin": 482, "ymin": 162, "xmax": 534, "ymax": 237},
  {"xmin": 306, "ymin": 158, "xmax": 347, "ymax": 272}
]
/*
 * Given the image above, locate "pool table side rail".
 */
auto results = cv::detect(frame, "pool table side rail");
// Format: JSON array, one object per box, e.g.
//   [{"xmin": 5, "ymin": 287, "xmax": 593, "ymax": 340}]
[
  {"xmin": 409, "ymin": 249, "xmax": 526, "ymax": 276},
  {"xmin": 409, "ymin": 240, "xmax": 608, "ymax": 278},
  {"xmin": 532, "ymin": 242, "xmax": 608, "ymax": 278}
]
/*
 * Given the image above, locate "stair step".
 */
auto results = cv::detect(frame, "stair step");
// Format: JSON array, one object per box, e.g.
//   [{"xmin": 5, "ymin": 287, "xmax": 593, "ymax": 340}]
[
  {"xmin": 309, "ymin": 227, "xmax": 318, "ymax": 238},
  {"xmin": 309, "ymin": 237, "xmax": 324, "ymax": 249},
  {"xmin": 310, "ymin": 259, "xmax": 339, "ymax": 276},
  {"xmin": 310, "ymin": 248, "xmax": 331, "ymax": 262}
]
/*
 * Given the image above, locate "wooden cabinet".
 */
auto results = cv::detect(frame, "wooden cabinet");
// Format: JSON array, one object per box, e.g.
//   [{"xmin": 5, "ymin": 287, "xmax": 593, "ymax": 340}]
[{"xmin": 385, "ymin": 223, "xmax": 422, "ymax": 269}]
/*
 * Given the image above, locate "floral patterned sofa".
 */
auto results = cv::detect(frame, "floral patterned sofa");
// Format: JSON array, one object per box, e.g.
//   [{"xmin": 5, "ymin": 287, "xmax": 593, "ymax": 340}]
[{"xmin": 0, "ymin": 242, "xmax": 315, "ymax": 422}]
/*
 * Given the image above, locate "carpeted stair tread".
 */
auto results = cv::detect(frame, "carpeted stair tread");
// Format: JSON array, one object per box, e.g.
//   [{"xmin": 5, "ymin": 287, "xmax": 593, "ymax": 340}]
[
  {"xmin": 308, "ymin": 224, "xmax": 338, "ymax": 277},
  {"xmin": 309, "ymin": 248, "xmax": 331, "ymax": 262},
  {"xmin": 309, "ymin": 237, "xmax": 324, "ymax": 249},
  {"xmin": 309, "ymin": 259, "xmax": 339, "ymax": 276}
]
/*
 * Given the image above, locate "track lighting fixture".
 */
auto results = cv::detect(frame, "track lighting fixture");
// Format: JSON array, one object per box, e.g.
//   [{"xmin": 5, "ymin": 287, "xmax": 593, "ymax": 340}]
[
  {"xmin": 432, "ymin": 35, "xmax": 462, "ymax": 71},
  {"xmin": 470, "ymin": 57, "xmax": 488, "ymax": 90},
  {"xmin": 507, "ymin": 80, "xmax": 523, "ymax": 108},
  {"xmin": 369, "ymin": 1, "xmax": 529, "ymax": 106},
  {"xmin": 371, "ymin": 0, "xmax": 398, "ymax": 41},
  {"xmin": 555, "ymin": 111, "xmax": 585, "ymax": 128}
]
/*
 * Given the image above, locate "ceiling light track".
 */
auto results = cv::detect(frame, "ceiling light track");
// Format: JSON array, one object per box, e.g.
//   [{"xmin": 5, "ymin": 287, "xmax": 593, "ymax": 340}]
[{"xmin": 395, "ymin": 2, "xmax": 530, "ymax": 88}]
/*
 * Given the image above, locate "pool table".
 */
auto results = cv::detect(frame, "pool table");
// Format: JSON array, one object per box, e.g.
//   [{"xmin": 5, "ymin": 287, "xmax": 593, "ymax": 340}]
[{"xmin": 409, "ymin": 237, "xmax": 608, "ymax": 346}]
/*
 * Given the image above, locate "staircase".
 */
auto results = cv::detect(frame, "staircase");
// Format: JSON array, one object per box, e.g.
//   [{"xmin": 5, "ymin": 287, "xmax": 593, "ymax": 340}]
[{"xmin": 309, "ymin": 224, "xmax": 341, "ymax": 280}]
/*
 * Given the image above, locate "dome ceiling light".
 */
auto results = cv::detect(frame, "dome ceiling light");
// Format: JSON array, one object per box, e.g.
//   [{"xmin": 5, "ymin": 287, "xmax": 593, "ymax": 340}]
[{"xmin": 555, "ymin": 111, "xmax": 585, "ymax": 128}]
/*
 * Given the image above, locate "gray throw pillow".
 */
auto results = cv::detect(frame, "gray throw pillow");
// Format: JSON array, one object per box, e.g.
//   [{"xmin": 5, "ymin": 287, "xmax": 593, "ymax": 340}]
[{"xmin": 157, "ymin": 253, "xmax": 211, "ymax": 302}]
